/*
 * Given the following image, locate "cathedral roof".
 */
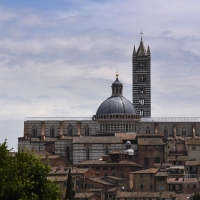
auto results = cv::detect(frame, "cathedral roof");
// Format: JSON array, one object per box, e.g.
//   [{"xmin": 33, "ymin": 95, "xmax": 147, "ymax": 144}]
[{"xmin": 136, "ymin": 39, "xmax": 147, "ymax": 56}]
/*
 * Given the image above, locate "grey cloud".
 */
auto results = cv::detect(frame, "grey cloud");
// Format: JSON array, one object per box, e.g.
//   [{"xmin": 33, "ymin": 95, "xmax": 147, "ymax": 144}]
[
  {"xmin": 1, "ymin": 0, "xmax": 200, "ymax": 149},
  {"xmin": 36, "ymin": 95, "xmax": 49, "ymax": 99}
]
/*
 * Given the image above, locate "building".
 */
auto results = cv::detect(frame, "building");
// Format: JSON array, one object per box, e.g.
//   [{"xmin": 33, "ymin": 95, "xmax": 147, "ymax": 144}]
[
  {"xmin": 132, "ymin": 34, "xmax": 151, "ymax": 117},
  {"xmin": 130, "ymin": 168, "xmax": 158, "ymax": 192},
  {"xmin": 18, "ymin": 36, "xmax": 200, "ymax": 167},
  {"xmin": 76, "ymin": 151, "xmax": 141, "ymax": 188}
]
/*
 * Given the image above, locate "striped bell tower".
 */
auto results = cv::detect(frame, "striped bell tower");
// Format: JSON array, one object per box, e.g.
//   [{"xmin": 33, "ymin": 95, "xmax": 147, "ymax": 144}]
[{"xmin": 132, "ymin": 33, "xmax": 151, "ymax": 117}]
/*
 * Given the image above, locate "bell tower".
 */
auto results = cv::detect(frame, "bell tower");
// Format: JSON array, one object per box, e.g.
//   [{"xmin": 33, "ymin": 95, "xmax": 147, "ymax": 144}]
[{"xmin": 132, "ymin": 33, "xmax": 151, "ymax": 117}]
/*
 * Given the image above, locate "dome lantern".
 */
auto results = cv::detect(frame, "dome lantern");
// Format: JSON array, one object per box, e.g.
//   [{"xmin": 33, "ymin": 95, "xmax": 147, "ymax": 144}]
[
  {"xmin": 111, "ymin": 72, "xmax": 123, "ymax": 96},
  {"xmin": 95, "ymin": 74, "xmax": 138, "ymax": 116}
]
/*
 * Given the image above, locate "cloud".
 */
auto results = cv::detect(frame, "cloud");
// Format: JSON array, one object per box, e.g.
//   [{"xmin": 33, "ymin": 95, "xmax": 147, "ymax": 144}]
[{"xmin": 1, "ymin": 0, "xmax": 200, "ymax": 149}]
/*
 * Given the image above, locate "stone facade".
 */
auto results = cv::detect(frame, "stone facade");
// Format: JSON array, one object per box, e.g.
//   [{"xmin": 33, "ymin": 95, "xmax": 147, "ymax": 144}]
[{"xmin": 130, "ymin": 168, "xmax": 158, "ymax": 192}]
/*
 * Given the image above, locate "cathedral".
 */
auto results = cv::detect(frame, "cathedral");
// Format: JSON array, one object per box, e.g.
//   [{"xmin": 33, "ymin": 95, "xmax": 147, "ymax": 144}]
[{"xmin": 18, "ymin": 36, "xmax": 200, "ymax": 165}]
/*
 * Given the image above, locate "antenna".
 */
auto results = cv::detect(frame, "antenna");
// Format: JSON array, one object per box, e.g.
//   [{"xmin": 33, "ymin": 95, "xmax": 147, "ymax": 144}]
[{"xmin": 140, "ymin": 30, "xmax": 143, "ymax": 41}]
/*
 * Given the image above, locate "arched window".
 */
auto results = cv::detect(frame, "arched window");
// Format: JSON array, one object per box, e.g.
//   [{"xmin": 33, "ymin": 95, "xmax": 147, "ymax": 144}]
[
  {"xmin": 67, "ymin": 125, "xmax": 73, "ymax": 136},
  {"xmin": 105, "ymin": 147, "xmax": 108, "ymax": 154},
  {"xmin": 86, "ymin": 148, "xmax": 90, "ymax": 160},
  {"xmin": 50, "ymin": 126, "xmax": 55, "ymax": 138},
  {"xmin": 84, "ymin": 126, "xmax": 90, "ymax": 136},
  {"xmin": 66, "ymin": 146, "xmax": 70, "ymax": 161},
  {"xmin": 140, "ymin": 110, "xmax": 144, "ymax": 116},
  {"xmin": 163, "ymin": 127, "xmax": 168, "ymax": 138},
  {"xmin": 146, "ymin": 126, "xmax": 150, "ymax": 134},
  {"xmin": 182, "ymin": 127, "xmax": 186, "ymax": 137},
  {"xmin": 32, "ymin": 126, "xmax": 37, "ymax": 138},
  {"xmin": 126, "ymin": 124, "xmax": 128, "ymax": 132}
]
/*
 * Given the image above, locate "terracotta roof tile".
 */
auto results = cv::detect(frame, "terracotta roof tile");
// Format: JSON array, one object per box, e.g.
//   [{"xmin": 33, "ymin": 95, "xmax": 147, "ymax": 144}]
[
  {"xmin": 138, "ymin": 138, "xmax": 163, "ymax": 145},
  {"xmin": 131, "ymin": 168, "xmax": 158, "ymax": 174},
  {"xmin": 176, "ymin": 193, "xmax": 193, "ymax": 200},
  {"xmin": 155, "ymin": 172, "xmax": 168, "ymax": 177},
  {"xmin": 75, "ymin": 193, "xmax": 96, "ymax": 198},
  {"xmin": 106, "ymin": 176, "xmax": 124, "ymax": 180},
  {"xmin": 185, "ymin": 160, "xmax": 199, "ymax": 166},
  {"xmin": 116, "ymin": 191, "xmax": 176, "ymax": 198},
  {"xmin": 185, "ymin": 138, "xmax": 200, "ymax": 145},
  {"xmin": 87, "ymin": 177, "xmax": 114, "ymax": 186},
  {"xmin": 73, "ymin": 136, "xmax": 122, "ymax": 144},
  {"xmin": 76, "ymin": 160, "xmax": 141, "ymax": 166},
  {"xmin": 115, "ymin": 133, "xmax": 136, "ymax": 140}
]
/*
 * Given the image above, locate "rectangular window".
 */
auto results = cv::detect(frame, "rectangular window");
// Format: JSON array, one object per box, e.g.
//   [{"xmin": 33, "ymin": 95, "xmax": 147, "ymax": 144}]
[
  {"xmin": 192, "ymin": 146, "xmax": 196, "ymax": 150},
  {"xmin": 150, "ymin": 185, "xmax": 153, "ymax": 190},
  {"xmin": 158, "ymin": 185, "xmax": 164, "ymax": 190},
  {"xmin": 111, "ymin": 167, "xmax": 115, "ymax": 170},
  {"xmin": 96, "ymin": 167, "xmax": 100, "ymax": 171},
  {"xmin": 194, "ymin": 184, "xmax": 196, "ymax": 188},
  {"xmin": 140, "ymin": 184, "xmax": 143, "ymax": 189},
  {"xmin": 138, "ymin": 74, "xmax": 146, "ymax": 83},
  {"xmin": 155, "ymin": 157, "xmax": 160, "ymax": 163},
  {"xmin": 103, "ymin": 167, "xmax": 108, "ymax": 170}
]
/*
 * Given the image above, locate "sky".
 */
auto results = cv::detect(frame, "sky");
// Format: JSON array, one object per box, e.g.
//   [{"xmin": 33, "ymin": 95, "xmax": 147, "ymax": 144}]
[{"xmin": 1, "ymin": 0, "xmax": 200, "ymax": 150}]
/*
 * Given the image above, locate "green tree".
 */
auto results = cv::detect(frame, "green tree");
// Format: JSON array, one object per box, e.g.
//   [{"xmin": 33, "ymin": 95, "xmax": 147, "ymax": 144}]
[
  {"xmin": 65, "ymin": 168, "xmax": 75, "ymax": 200},
  {"xmin": 191, "ymin": 193, "xmax": 200, "ymax": 200},
  {"xmin": 0, "ymin": 140, "xmax": 61, "ymax": 200}
]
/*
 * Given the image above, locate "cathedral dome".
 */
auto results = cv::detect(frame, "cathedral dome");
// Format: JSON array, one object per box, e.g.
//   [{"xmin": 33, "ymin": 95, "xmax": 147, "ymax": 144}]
[
  {"xmin": 96, "ymin": 96, "xmax": 137, "ymax": 115},
  {"xmin": 96, "ymin": 73, "xmax": 137, "ymax": 116}
]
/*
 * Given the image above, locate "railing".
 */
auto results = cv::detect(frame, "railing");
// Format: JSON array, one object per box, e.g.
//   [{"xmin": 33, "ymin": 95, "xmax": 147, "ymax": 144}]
[
  {"xmin": 25, "ymin": 117, "xmax": 92, "ymax": 121},
  {"xmin": 141, "ymin": 117, "xmax": 200, "ymax": 122},
  {"xmin": 185, "ymin": 174, "xmax": 198, "ymax": 178}
]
